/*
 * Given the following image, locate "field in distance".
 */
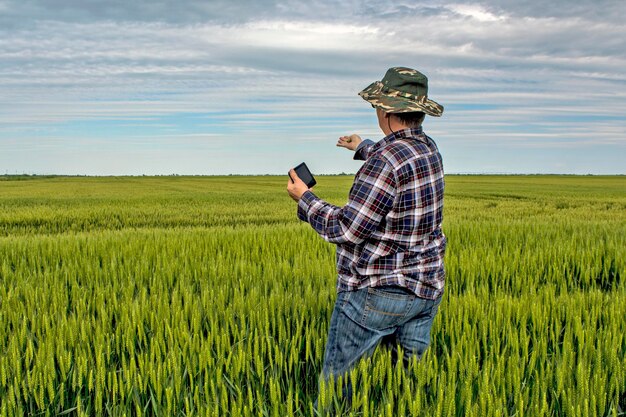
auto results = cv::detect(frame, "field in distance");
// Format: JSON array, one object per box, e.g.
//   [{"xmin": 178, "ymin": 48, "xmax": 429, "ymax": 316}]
[{"xmin": 0, "ymin": 175, "xmax": 624, "ymax": 416}]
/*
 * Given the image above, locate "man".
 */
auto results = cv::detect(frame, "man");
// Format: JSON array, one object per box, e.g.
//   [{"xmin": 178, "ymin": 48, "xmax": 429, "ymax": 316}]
[{"xmin": 287, "ymin": 67, "xmax": 446, "ymax": 399}]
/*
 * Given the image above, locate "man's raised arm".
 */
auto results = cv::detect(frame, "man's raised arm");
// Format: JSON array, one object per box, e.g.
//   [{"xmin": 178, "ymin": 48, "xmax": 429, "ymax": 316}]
[{"xmin": 336, "ymin": 134, "xmax": 375, "ymax": 161}]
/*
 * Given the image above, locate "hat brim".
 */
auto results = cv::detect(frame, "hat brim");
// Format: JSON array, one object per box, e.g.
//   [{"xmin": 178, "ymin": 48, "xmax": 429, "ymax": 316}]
[{"xmin": 359, "ymin": 81, "xmax": 444, "ymax": 117}]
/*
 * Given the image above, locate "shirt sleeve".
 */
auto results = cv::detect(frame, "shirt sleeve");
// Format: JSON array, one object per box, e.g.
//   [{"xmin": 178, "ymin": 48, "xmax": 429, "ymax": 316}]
[
  {"xmin": 297, "ymin": 156, "xmax": 396, "ymax": 245},
  {"xmin": 353, "ymin": 139, "xmax": 375, "ymax": 161}
]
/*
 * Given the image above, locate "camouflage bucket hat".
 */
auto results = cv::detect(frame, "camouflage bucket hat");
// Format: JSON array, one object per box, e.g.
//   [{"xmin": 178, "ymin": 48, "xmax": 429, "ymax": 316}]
[{"xmin": 359, "ymin": 67, "xmax": 444, "ymax": 116}]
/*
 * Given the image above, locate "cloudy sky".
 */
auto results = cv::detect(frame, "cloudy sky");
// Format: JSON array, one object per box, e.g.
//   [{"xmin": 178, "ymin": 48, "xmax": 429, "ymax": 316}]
[{"xmin": 1, "ymin": 0, "xmax": 624, "ymax": 175}]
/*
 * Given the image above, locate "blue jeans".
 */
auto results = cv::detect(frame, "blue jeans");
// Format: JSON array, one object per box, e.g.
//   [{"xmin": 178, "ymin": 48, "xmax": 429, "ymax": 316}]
[{"xmin": 318, "ymin": 285, "xmax": 442, "ymax": 405}]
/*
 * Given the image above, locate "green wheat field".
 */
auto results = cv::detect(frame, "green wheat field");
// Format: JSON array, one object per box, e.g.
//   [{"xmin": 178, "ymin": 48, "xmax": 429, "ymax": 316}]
[{"xmin": 1, "ymin": 175, "xmax": 624, "ymax": 417}]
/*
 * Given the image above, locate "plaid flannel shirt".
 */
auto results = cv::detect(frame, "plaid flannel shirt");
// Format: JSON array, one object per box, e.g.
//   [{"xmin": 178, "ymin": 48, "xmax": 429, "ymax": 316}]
[{"xmin": 297, "ymin": 127, "xmax": 446, "ymax": 300}]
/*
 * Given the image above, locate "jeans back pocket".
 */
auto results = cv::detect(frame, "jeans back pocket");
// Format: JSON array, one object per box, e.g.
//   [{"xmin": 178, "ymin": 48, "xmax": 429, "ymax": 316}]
[{"xmin": 361, "ymin": 287, "xmax": 414, "ymax": 330}]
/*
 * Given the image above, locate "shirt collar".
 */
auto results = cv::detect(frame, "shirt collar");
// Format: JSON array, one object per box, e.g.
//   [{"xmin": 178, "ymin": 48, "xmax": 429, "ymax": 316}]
[{"xmin": 371, "ymin": 127, "xmax": 426, "ymax": 153}]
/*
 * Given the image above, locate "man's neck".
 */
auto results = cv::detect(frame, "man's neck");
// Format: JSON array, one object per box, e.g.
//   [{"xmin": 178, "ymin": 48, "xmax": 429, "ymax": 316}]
[
  {"xmin": 384, "ymin": 120, "xmax": 420, "ymax": 136},
  {"xmin": 389, "ymin": 112, "xmax": 423, "ymax": 134}
]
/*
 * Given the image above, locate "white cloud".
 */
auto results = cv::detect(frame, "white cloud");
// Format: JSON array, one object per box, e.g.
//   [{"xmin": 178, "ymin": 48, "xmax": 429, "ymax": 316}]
[{"xmin": 447, "ymin": 3, "xmax": 506, "ymax": 21}]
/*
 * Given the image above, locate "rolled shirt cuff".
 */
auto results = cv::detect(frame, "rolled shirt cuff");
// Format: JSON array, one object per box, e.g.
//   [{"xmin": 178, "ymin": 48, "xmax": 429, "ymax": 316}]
[{"xmin": 353, "ymin": 139, "xmax": 375, "ymax": 161}]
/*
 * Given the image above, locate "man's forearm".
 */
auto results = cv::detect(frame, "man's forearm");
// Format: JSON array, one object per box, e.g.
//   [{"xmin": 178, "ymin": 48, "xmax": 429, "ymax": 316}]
[
  {"xmin": 297, "ymin": 191, "xmax": 366, "ymax": 245},
  {"xmin": 296, "ymin": 155, "xmax": 395, "ymax": 246}
]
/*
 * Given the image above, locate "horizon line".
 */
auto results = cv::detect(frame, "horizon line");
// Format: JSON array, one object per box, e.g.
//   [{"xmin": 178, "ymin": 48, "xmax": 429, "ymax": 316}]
[{"xmin": 2, "ymin": 173, "xmax": 625, "ymax": 178}]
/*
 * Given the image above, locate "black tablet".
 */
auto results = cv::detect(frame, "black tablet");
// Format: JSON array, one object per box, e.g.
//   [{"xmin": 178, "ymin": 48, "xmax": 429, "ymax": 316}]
[{"xmin": 290, "ymin": 162, "xmax": 316, "ymax": 188}]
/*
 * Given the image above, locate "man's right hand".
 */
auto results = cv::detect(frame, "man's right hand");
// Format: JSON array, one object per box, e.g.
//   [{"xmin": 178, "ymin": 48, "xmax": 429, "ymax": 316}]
[{"xmin": 336, "ymin": 134, "xmax": 362, "ymax": 151}]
